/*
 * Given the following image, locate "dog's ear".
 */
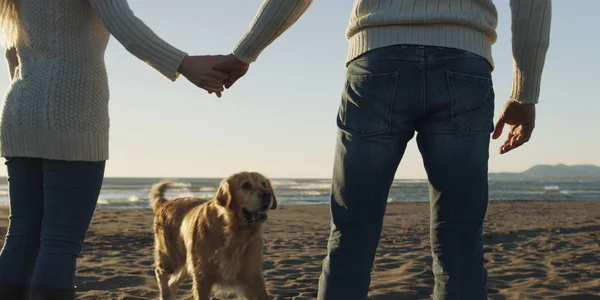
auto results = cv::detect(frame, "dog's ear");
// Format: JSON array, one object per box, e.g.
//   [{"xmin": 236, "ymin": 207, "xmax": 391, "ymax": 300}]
[
  {"xmin": 216, "ymin": 179, "xmax": 233, "ymax": 208},
  {"xmin": 267, "ymin": 179, "xmax": 278, "ymax": 209}
]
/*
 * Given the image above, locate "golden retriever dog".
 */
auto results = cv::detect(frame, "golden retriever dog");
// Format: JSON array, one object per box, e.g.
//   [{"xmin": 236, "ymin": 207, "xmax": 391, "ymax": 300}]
[{"xmin": 149, "ymin": 171, "xmax": 277, "ymax": 300}]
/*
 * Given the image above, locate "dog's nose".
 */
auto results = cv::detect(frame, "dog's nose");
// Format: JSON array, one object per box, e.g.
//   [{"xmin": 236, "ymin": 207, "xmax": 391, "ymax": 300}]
[{"xmin": 259, "ymin": 190, "xmax": 272, "ymax": 200}]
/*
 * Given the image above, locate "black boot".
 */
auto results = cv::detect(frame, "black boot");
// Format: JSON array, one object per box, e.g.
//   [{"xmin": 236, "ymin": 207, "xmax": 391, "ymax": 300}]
[
  {"xmin": 29, "ymin": 288, "xmax": 75, "ymax": 300},
  {"xmin": 0, "ymin": 284, "xmax": 28, "ymax": 300}
]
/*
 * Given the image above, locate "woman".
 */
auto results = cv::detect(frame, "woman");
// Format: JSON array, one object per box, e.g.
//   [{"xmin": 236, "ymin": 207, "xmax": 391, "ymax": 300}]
[{"xmin": 0, "ymin": 0, "xmax": 228, "ymax": 299}]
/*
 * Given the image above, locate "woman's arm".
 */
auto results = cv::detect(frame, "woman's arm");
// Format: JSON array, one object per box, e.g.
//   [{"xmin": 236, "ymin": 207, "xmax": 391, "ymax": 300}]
[
  {"xmin": 87, "ymin": 0, "xmax": 188, "ymax": 81},
  {"xmin": 5, "ymin": 47, "xmax": 18, "ymax": 80}
]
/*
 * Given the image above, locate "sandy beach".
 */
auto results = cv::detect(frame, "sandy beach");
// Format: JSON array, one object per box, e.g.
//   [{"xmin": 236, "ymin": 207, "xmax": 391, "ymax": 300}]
[{"xmin": 1, "ymin": 201, "xmax": 599, "ymax": 299}]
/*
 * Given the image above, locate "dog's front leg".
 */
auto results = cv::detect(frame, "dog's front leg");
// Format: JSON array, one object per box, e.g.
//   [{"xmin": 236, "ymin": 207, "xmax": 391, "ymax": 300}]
[
  {"xmin": 167, "ymin": 267, "xmax": 188, "ymax": 297},
  {"xmin": 155, "ymin": 268, "xmax": 174, "ymax": 300},
  {"xmin": 240, "ymin": 273, "xmax": 269, "ymax": 300},
  {"xmin": 191, "ymin": 271, "xmax": 213, "ymax": 300}
]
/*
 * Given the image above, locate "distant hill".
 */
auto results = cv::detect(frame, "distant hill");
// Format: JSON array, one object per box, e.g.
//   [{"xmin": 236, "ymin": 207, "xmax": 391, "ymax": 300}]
[{"xmin": 489, "ymin": 164, "xmax": 600, "ymax": 180}]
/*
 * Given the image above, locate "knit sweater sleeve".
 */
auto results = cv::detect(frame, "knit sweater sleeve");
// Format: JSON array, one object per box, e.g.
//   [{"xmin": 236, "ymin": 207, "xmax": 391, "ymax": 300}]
[
  {"xmin": 232, "ymin": 0, "xmax": 312, "ymax": 63},
  {"xmin": 509, "ymin": 0, "xmax": 552, "ymax": 104},
  {"xmin": 88, "ymin": 0, "xmax": 188, "ymax": 81},
  {"xmin": 5, "ymin": 47, "xmax": 18, "ymax": 80}
]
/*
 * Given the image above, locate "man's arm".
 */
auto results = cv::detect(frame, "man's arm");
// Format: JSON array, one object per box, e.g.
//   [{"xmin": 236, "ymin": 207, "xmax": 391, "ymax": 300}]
[
  {"xmin": 232, "ymin": 0, "xmax": 313, "ymax": 63},
  {"xmin": 509, "ymin": 0, "xmax": 552, "ymax": 104},
  {"xmin": 492, "ymin": 0, "xmax": 552, "ymax": 154}
]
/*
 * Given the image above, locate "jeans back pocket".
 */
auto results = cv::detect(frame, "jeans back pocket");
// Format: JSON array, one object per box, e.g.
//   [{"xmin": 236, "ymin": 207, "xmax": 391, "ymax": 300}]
[
  {"xmin": 447, "ymin": 71, "xmax": 495, "ymax": 133},
  {"xmin": 338, "ymin": 70, "xmax": 398, "ymax": 136}
]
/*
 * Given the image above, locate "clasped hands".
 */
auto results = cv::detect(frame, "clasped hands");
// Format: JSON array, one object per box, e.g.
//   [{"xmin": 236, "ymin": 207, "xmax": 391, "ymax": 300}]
[{"xmin": 178, "ymin": 54, "xmax": 249, "ymax": 97}]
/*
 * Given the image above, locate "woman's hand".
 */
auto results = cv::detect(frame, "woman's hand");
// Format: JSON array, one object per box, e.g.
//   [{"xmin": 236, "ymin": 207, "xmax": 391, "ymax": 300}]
[{"xmin": 178, "ymin": 55, "xmax": 229, "ymax": 97}]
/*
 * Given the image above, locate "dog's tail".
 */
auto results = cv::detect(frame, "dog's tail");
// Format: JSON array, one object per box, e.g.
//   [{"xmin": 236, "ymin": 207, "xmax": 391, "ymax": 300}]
[{"xmin": 149, "ymin": 180, "xmax": 172, "ymax": 213}]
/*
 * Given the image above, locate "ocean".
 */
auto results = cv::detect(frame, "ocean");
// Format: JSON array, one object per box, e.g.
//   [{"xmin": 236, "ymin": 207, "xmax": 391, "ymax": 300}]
[{"xmin": 1, "ymin": 178, "xmax": 599, "ymax": 209}]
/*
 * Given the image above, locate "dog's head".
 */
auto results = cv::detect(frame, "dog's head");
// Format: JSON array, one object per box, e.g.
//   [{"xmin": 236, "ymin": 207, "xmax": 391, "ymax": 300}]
[{"xmin": 215, "ymin": 171, "xmax": 277, "ymax": 224}]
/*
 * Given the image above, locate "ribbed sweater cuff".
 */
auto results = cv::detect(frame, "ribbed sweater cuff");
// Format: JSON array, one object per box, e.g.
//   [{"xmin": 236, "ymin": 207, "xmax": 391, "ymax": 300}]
[
  {"xmin": 142, "ymin": 46, "xmax": 188, "ymax": 82},
  {"xmin": 509, "ymin": 67, "xmax": 541, "ymax": 105},
  {"xmin": 232, "ymin": 41, "xmax": 260, "ymax": 64}
]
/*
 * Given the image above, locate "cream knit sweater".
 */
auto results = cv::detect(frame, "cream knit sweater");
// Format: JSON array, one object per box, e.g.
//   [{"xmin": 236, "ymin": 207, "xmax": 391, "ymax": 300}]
[
  {"xmin": 233, "ymin": 0, "xmax": 551, "ymax": 105},
  {"xmin": 1, "ymin": 0, "xmax": 188, "ymax": 161}
]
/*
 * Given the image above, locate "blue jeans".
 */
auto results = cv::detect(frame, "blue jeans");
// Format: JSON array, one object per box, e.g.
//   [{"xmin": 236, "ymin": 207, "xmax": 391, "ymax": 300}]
[
  {"xmin": 317, "ymin": 45, "xmax": 494, "ymax": 300},
  {"xmin": 0, "ymin": 158, "xmax": 105, "ymax": 290}
]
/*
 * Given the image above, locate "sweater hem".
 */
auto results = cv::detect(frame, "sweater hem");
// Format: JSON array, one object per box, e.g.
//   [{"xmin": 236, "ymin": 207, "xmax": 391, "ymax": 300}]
[
  {"xmin": 347, "ymin": 25, "xmax": 495, "ymax": 69},
  {"xmin": 0, "ymin": 129, "xmax": 109, "ymax": 162}
]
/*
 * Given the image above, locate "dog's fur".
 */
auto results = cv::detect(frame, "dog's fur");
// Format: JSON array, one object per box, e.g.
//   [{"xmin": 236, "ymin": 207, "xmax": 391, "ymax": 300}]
[{"xmin": 150, "ymin": 172, "xmax": 277, "ymax": 300}]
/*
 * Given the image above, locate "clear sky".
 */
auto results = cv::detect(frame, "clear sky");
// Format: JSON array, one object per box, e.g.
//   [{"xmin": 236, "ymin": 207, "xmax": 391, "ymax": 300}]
[{"xmin": 0, "ymin": 0, "xmax": 597, "ymax": 179}]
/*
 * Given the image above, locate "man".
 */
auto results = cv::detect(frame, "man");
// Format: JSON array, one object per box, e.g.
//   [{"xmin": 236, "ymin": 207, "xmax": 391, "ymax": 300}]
[{"xmin": 213, "ymin": 1, "xmax": 552, "ymax": 299}]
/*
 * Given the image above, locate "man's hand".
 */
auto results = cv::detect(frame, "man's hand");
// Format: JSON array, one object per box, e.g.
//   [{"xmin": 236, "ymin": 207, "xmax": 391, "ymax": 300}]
[
  {"xmin": 492, "ymin": 100, "xmax": 536, "ymax": 154},
  {"xmin": 212, "ymin": 54, "xmax": 250, "ymax": 89},
  {"xmin": 178, "ymin": 55, "xmax": 229, "ymax": 97}
]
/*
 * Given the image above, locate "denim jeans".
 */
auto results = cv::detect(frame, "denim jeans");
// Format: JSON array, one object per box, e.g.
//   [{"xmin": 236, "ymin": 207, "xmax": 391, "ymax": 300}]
[
  {"xmin": 0, "ymin": 157, "xmax": 105, "ymax": 290},
  {"xmin": 317, "ymin": 45, "xmax": 494, "ymax": 300}
]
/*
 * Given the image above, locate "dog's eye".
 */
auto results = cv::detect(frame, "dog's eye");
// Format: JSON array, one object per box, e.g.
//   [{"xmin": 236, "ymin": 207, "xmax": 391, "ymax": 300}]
[
  {"xmin": 241, "ymin": 182, "xmax": 252, "ymax": 189},
  {"xmin": 261, "ymin": 182, "xmax": 267, "ymax": 188}
]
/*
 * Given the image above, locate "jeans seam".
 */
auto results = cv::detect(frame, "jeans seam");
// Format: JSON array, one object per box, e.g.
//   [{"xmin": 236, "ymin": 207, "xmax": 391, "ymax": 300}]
[
  {"xmin": 456, "ymin": 200, "xmax": 462, "ymax": 298},
  {"xmin": 352, "ymin": 57, "xmax": 421, "ymax": 63},
  {"xmin": 419, "ymin": 47, "xmax": 426, "ymax": 113},
  {"xmin": 339, "ymin": 80, "xmax": 350, "ymax": 126},
  {"xmin": 387, "ymin": 72, "xmax": 399, "ymax": 129}
]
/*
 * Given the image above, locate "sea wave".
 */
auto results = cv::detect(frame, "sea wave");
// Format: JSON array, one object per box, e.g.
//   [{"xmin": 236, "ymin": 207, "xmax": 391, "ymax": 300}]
[
  {"xmin": 270, "ymin": 180, "xmax": 298, "ymax": 186},
  {"xmin": 0, "ymin": 178, "xmax": 599, "ymax": 209},
  {"xmin": 292, "ymin": 183, "xmax": 331, "ymax": 190},
  {"xmin": 167, "ymin": 182, "xmax": 192, "ymax": 189},
  {"xmin": 544, "ymin": 185, "xmax": 560, "ymax": 191}
]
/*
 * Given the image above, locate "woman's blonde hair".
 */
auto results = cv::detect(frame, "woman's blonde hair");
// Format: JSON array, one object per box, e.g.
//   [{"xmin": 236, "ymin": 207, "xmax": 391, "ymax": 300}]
[{"xmin": 0, "ymin": 0, "xmax": 20, "ymax": 47}]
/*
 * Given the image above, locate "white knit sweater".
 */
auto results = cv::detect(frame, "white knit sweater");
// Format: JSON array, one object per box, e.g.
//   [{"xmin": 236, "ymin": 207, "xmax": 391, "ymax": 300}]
[
  {"xmin": 233, "ymin": 0, "xmax": 551, "ymax": 105},
  {"xmin": 1, "ymin": 0, "xmax": 188, "ymax": 161}
]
